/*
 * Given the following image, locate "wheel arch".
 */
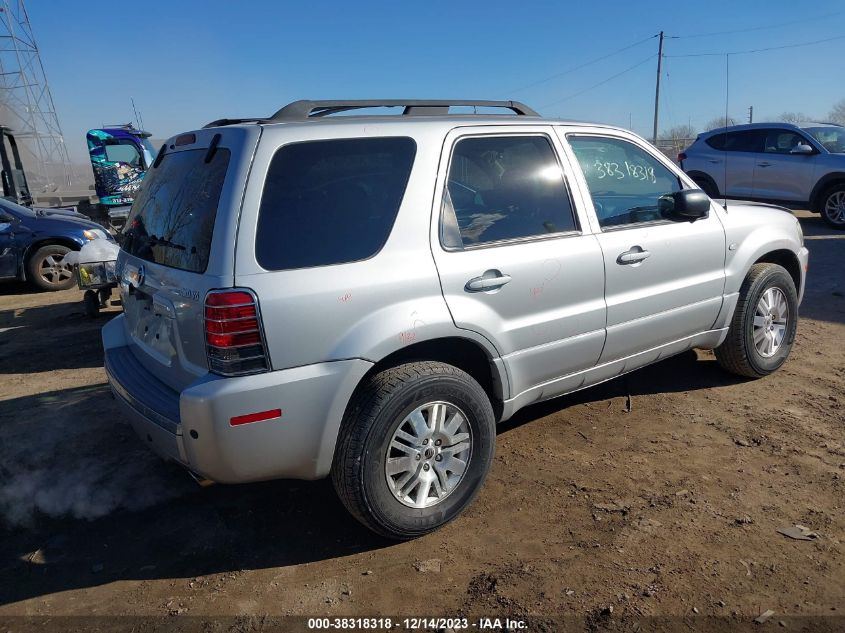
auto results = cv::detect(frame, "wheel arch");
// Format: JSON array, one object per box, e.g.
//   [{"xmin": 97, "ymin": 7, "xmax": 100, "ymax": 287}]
[
  {"xmin": 809, "ymin": 172, "xmax": 845, "ymax": 211},
  {"xmin": 355, "ymin": 336, "xmax": 507, "ymax": 421},
  {"xmin": 21, "ymin": 237, "xmax": 82, "ymax": 281},
  {"xmin": 753, "ymin": 249, "xmax": 802, "ymax": 297},
  {"xmin": 686, "ymin": 170, "xmax": 719, "ymax": 195}
]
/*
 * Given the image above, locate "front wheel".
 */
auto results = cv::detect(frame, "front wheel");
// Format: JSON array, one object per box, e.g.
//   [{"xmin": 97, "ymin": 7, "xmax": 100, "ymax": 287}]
[
  {"xmin": 820, "ymin": 184, "xmax": 845, "ymax": 229},
  {"xmin": 715, "ymin": 263, "xmax": 798, "ymax": 378},
  {"xmin": 27, "ymin": 244, "xmax": 75, "ymax": 291},
  {"xmin": 332, "ymin": 361, "xmax": 495, "ymax": 540}
]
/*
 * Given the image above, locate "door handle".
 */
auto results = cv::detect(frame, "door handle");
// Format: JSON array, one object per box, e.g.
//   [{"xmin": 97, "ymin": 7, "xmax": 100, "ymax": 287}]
[
  {"xmin": 757, "ymin": 162, "xmax": 772, "ymax": 167},
  {"xmin": 707, "ymin": 159, "xmax": 722, "ymax": 164},
  {"xmin": 617, "ymin": 248, "xmax": 651, "ymax": 265},
  {"xmin": 465, "ymin": 271, "xmax": 512, "ymax": 292}
]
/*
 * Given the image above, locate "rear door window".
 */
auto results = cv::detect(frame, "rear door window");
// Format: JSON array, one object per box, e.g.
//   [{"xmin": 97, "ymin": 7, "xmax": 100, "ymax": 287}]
[
  {"xmin": 123, "ymin": 148, "xmax": 230, "ymax": 273},
  {"xmin": 441, "ymin": 135, "xmax": 577, "ymax": 248},
  {"xmin": 705, "ymin": 130, "xmax": 765, "ymax": 153},
  {"xmin": 255, "ymin": 137, "xmax": 416, "ymax": 270}
]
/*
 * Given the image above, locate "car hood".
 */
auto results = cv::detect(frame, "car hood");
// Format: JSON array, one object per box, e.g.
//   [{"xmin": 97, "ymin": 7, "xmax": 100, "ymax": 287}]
[
  {"xmin": 28, "ymin": 208, "xmax": 105, "ymax": 232},
  {"xmin": 713, "ymin": 199, "xmax": 793, "ymax": 214}
]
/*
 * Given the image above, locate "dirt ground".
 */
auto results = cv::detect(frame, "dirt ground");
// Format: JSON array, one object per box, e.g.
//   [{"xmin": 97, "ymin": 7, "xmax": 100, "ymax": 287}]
[{"xmin": 0, "ymin": 211, "xmax": 843, "ymax": 631}]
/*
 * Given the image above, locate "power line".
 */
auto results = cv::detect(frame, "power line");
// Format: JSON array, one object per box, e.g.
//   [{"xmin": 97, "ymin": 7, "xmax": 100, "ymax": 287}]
[
  {"xmin": 504, "ymin": 34, "xmax": 657, "ymax": 96},
  {"xmin": 541, "ymin": 53, "xmax": 656, "ymax": 110},
  {"xmin": 666, "ymin": 34, "xmax": 845, "ymax": 58},
  {"xmin": 671, "ymin": 11, "xmax": 842, "ymax": 39}
]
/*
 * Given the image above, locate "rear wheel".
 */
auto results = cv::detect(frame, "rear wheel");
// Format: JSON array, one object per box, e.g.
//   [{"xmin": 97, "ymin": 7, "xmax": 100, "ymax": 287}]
[
  {"xmin": 27, "ymin": 244, "xmax": 75, "ymax": 291},
  {"xmin": 691, "ymin": 174, "xmax": 719, "ymax": 199},
  {"xmin": 715, "ymin": 263, "xmax": 798, "ymax": 378},
  {"xmin": 332, "ymin": 361, "xmax": 495, "ymax": 540},
  {"xmin": 820, "ymin": 183, "xmax": 845, "ymax": 229}
]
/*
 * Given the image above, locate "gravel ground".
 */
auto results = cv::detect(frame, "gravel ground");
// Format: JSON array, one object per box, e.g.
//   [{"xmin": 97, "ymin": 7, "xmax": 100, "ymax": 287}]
[{"xmin": 0, "ymin": 211, "xmax": 843, "ymax": 631}]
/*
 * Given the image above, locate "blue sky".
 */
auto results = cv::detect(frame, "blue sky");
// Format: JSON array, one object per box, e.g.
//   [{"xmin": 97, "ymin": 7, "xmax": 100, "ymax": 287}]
[{"xmin": 28, "ymin": 0, "xmax": 845, "ymax": 163}]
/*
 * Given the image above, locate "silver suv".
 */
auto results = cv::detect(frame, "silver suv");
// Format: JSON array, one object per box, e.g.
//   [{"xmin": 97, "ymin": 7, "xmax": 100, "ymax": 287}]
[
  {"xmin": 680, "ymin": 122, "xmax": 845, "ymax": 228},
  {"xmin": 104, "ymin": 100, "xmax": 808, "ymax": 539}
]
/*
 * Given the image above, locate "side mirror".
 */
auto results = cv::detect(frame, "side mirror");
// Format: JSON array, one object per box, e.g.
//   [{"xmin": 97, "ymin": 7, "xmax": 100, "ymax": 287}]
[
  {"xmin": 789, "ymin": 144, "xmax": 814, "ymax": 155},
  {"xmin": 659, "ymin": 189, "xmax": 711, "ymax": 222}
]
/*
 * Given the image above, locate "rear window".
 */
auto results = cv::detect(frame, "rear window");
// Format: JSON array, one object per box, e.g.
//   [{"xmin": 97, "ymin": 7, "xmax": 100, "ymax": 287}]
[
  {"xmin": 255, "ymin": 137, "xmax": 416, "ymax": 270},
  {"xmin": 122, "ymin": 147, "xmax": 230, "ymax": 273}
]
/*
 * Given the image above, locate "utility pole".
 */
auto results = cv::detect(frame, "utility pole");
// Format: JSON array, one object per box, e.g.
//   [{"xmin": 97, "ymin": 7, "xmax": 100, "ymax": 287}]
[
  {"xmin": 652, "ymin": 31, "xmax": 664, "ymax": 145},
  {"xmin": 748, "ymin": 105, "xmax": 753, "ymax": 124}
]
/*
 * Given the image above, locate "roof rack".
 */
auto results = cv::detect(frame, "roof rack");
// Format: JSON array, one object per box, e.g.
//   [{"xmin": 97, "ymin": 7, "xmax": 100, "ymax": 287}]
[
  {"xmin": 271, "ymin": 99, "xmax": 540, "ymax": 120},
  {"xmin": 203, "ymin": 100, "xmax": 540, "ymax": 128}
]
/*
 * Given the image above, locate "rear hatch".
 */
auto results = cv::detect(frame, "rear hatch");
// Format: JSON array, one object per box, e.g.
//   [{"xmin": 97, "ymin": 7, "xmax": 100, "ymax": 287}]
[{"xmin": 116, "ymin": 126, "xmax": 260, "ymax": 392}]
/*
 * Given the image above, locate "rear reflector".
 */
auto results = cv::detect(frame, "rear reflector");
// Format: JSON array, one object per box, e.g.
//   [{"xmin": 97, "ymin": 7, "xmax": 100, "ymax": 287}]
[
  {"xmin": 230, "ymin": 408, "xmax": 282, "ymax": 426},
  {"xmin": 204, "ymin": 289, "xmax": 270, "ymax": 376}
]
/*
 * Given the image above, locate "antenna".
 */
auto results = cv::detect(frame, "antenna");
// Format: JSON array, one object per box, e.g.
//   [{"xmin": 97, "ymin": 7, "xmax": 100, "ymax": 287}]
[
  {"xmin": 652, "ymin": 31, "xmax": 665, "ymax": 144},
  {"xmin": 723, "ymin": 53, "xmax": 730, "ymax": 211},
  {"xmin": 0, "ymin": 0, "xmax": 73, "ymax": 190},
  {"xmin": 748, "ymin": 105, "xmax": 753, "ymax": 124},
  {"xmin": 131, "ymin": 97, "xmax": 141, "ymax": 131}
]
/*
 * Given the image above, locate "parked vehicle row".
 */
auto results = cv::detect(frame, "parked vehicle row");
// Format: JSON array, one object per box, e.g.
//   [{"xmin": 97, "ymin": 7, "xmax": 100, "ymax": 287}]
[
  {"xmin": 101, "ymin": 100, "xmax": 808, "ymax": 539},
  {"xmin": 680, "ymin": 121, "xmax": 845, "ymax": 228}
]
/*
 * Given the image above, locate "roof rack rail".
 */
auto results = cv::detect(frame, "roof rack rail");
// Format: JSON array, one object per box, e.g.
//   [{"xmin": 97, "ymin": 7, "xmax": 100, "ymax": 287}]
[
  {"xmin": 203, "ymin": 117, "xmax": 272, "ymax": 129},
  {"xmin": 269, "ymin": 99, "xmax": 540, "ymax": 120}
]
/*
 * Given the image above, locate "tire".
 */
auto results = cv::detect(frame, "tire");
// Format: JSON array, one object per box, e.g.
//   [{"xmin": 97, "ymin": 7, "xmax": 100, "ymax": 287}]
[
  {"xmin": 715, "ymin": 263, "xmax": 798, "ymax": 378},
  {"xmin": 691, "ymin": 174, "xmax": 719, "ymax": 199},
  {"xmin": 83, "ymin": 290, "xmax": 100, "ymax": 317},
  {"xmin": 819, "ymin": 183, "xmax": 845, "ymax": 229},
  {"xmin": 332, "ymin": 361, "xmax": 495, "ymax": 540},
  {"xmin": 27, "ymin": 244, "xmax": 75, "ymax": 291}
]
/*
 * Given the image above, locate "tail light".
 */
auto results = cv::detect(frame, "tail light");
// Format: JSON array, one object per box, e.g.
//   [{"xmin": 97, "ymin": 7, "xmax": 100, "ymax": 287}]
[
  {"xmin": 204, "ymin": 289, "xmax": 270, "ymax": 376},
  {"xmin": 678, "ymin": 151, "xmax": 687, "ymax": 163}
]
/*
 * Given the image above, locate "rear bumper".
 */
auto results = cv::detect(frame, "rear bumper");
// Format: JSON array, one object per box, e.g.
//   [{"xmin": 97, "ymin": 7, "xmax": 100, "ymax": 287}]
[{"xmin": 103, "ymin": 315, "xmax": 373, "ymax": 483}]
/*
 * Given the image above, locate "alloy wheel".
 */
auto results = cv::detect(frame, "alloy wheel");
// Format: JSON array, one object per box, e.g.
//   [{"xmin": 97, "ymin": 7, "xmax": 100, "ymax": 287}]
[
  {"xmin": 753, "ymin": 287, "xmax": 789, "ymax": 358},
  {"xmin": 824, "ymin": 190, "xmax": 845, "ymax": 225},
  {"xmin": 385, "ymin": 401, "xmax": 472, "ymax": 508},
  {"xmin": 38, "ymin": 253, "xmax": 73, "ymax": 286}
]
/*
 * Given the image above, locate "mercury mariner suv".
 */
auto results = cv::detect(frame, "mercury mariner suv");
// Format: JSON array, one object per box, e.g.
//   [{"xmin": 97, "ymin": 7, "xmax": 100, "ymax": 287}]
[{"xmin": 104, "ymin": 99, "xmax": 809, "ymax": 539}]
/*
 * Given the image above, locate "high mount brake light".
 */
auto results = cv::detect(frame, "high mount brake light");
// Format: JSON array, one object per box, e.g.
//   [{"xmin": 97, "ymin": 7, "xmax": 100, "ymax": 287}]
[{"xmin": 204, "ymin": 289, "xmax": 270, "ymax": 376}]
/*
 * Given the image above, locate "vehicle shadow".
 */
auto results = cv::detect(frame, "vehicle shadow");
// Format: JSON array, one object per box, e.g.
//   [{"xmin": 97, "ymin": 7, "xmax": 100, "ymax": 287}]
[
  {"xmin": 0, "ymin": 281, "xmax": 41, "ymax": 296},
  {"xmin": 0, "ymin": 294, "xmax": 114, "ymax": 374},
  {"xmin": 0, "ymin": 384, "xmax": 388, "ymax": 606},
  {"xmin": 0, "ymin": 349, "xmax": 739, "ymax": 606},
  {"xmin": 499, "ymin": 349, "xmax": 743, "ymax": 433}
]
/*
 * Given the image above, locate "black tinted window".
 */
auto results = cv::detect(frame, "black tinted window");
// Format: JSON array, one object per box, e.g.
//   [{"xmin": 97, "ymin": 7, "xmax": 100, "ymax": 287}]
[
  {"xmin": 442, "ymin": 135, "xmax": 576, "ymax": 248},
  {"xmin": 123, "ymin": 148, "xmax": 230, "ymax": 273},
  {"xmin": 705, "ymin": 130, "xmax": 764, "ymax": 153},
  {"xmin": 569, "ymin": 135, "xmax": 681, "ymax": 228},
  {"xmin": 256, "ymin": 137, "xmax": 415, "ymax": 270}
]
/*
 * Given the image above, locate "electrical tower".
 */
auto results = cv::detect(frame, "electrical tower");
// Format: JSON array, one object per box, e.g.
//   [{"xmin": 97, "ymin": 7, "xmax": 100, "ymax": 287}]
[{"xmin": 0, "ymin": 0, "xmax": 72, "ymax": 191}]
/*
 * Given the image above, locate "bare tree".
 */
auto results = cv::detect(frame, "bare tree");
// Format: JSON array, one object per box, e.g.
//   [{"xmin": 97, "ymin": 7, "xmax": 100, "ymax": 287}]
[
  {"xmin": 705, "ymin": 116, "xmax": 737, "ymax": 131},
  {"xmin": 830, "ymin": 99, "xmax": 845, "ymax": 125},
  {"xmin": 778, "ymin": 112, "xmax": 811, "ymax": 124},
  {"xmin": 659, "ymin": 124, "xmax": 697, "ymax": 142}
]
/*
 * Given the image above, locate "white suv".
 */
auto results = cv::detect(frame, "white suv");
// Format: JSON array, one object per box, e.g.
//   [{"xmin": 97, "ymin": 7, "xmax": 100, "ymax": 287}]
[
  {"xmin": 680, "ymin": 122, "xmax": 845, "ymax": 228},
  {"xmin": 104, "ymin": 100, "xmax": 808, "ymax": 539}
]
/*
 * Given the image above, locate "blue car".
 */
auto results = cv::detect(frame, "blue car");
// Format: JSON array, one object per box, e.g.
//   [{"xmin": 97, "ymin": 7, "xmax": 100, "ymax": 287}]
[{"xmin": 0, "ymin": 198, "xmax": 113, "ymax": 291}]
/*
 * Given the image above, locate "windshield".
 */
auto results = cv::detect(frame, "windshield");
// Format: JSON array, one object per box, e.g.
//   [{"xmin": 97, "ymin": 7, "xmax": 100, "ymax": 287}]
[
  {"xmin": 0, "ymin": 197, "xmax": 36, "ymax": 218},
  {"xmin": 804, "ymin": 126, "xmax": 845, "ymax": 153}
]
